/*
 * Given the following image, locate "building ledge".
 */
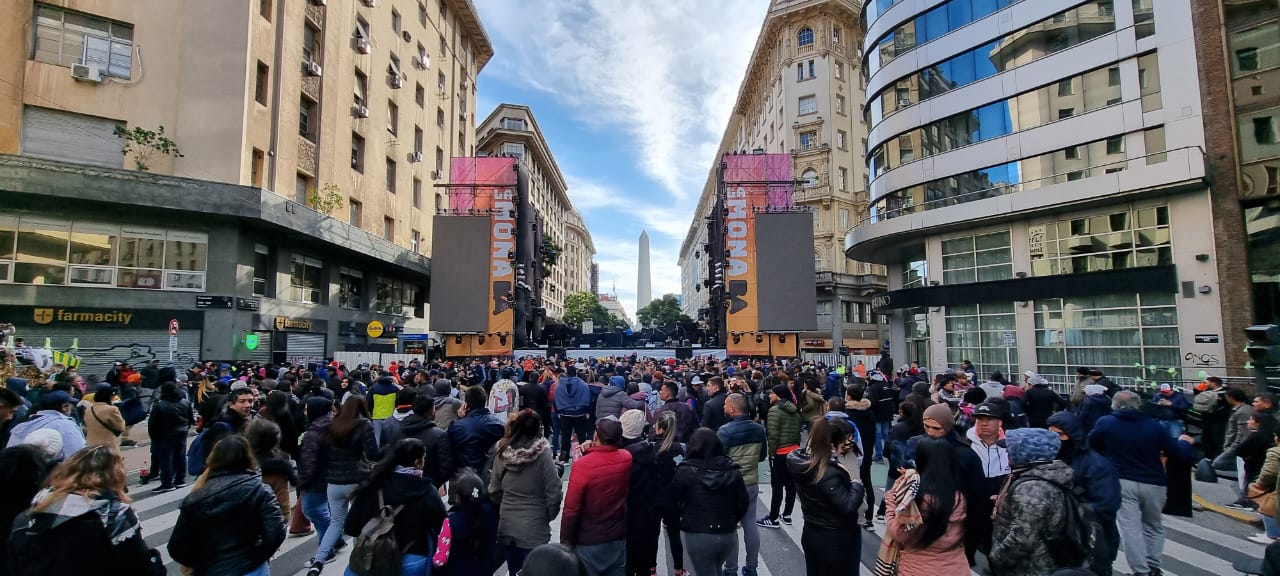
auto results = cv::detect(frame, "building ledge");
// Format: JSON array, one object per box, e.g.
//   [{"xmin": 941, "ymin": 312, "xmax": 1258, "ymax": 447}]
[
  {"xmin": 870, "ymin": 265, "xmax": 1177, "ymax": 312},
  {"xmin": 816, "ymin": 271, "xmax": 887, "ymax": 291}
]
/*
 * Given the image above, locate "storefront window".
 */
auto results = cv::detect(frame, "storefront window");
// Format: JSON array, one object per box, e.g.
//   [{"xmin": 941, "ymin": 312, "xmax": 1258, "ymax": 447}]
[
  {"xmin": 14, "ymin": 219, "xmax": 68, "ymax": 285},
  {"xmin": 1034, "ymin": 292, "xmax": 1178, "ymax": 381},
  {"xmin": 905, "ymin": 307, "xmax": 931, "ymax": 367},
  {"xmin": 941, "ymin": 231, "xmax": 1011, "ymax": 285},
  {"xmin": 290, "ymin": 254, "xmax": 323, "ymax": 304},
  {"xmin": 1029, "ymin": 205, "xmax": 1171, "ymax": 277},
  {"xmin": 0, "ymin": 217, "xmax": 206, "ymax": 290},
  {"xmin": 1248, "ymin": 203, "xmax": 1280, "ymax": 325},
  {"xmin": 945, "ymin": 302, "xmax": 1017, "ymax": 376}
]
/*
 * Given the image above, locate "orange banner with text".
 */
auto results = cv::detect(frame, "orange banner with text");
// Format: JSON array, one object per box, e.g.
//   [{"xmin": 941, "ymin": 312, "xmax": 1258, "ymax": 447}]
[{"xmin": 725, "ymin": 182, "xmax": 769, "ymax": 356}]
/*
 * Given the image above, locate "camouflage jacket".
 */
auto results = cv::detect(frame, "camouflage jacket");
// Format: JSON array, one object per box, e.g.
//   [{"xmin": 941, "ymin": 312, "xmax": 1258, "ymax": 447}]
[{"xmin": 989, "ymin": 460, "xmax": 1074, "ymax": 576}]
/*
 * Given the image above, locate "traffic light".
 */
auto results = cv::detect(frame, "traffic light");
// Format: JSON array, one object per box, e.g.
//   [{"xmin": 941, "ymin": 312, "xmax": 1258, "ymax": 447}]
[
  {"xmin": 839, "ymin": 346, "xmax": 851, "ymax": 356},
  {"xmin": 1246, "ymin": 324, "xmax": 1280, "ymax": 364}
]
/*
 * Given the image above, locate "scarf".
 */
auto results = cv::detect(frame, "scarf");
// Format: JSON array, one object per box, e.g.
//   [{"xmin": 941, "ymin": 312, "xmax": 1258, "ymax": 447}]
[{"xmin": 874, "ymin": 470, "xmax": 922, "ymax": 576}]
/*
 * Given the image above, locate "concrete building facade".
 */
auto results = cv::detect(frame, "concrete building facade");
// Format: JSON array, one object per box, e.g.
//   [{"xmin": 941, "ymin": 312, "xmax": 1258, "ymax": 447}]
[
  {"xmin": 680, "ymin": 0, "xmax": 889, "ymax": 354},
  {"xmin": 562, "ymin": 208, "xmax": 595, "ymax": 297},
  {"xmin": 848, "ymin": 0, "xmax": 1228, "ymax": 383}
]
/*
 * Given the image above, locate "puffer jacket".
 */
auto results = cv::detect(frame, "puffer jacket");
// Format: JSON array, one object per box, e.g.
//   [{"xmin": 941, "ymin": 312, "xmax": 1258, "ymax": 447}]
[
  {"xmin": 671, "ymin": 455, "xmax": 750, "ymax": 533},
  {"xmin": 400, "ymin": 413, "xmax": 455, "ymax": 487},
  {"xmin": 652, "ymin": 438, "xmax": 687, "ymax": 511},
  {"xmin": 147, "ymin": 397, "xmax": 193, "ymax": 441},
  {"xmin": 168, "ymin": 471, "xmax": 286, "ymax": 576},
  {"xmin": 297, "ymin": 413, "xmax": 331, "ymax": 490},
  {"xmin": 367, "ymin": 377, "xmax": 400, "ymax": 420},
  {"xmin": 321, "ymin": 419, "xmax": 381, "ymax": 485},
  {"xmin": 447, "ymin": 408, "xmax": 505, "ymax": 480},
  {"xmin": 622, "ymin": 436, "xmax": 660, "ymax": 527},
  {"xmin": 786, "ymin": 448, "xmax": 864, "ymax": 532},
  {"xmin": 766, "ymin": 400, "xmax": 802, "ymax": 454},
  {"xmin": 989, "ymin": 461, "xmax": 1075, "ymax": 576},
  {"xmin": 596, "ymin": 381, "xmax": 643, "ymax": 421},
  {"xmin": 1047, "ymin": 411, "xmax": 1121, "ymax": 520},
  {"xmin": 718, "ymin": 415, "xmax": 767, "ymax": 486},
  {"xmin": 8, "ymin": 490, "xmax": 153, "ymax": 576},
  {"xmin": 488, "ymin": 437, "xmax": 563, "ymax": 549},
  {"xmin": 560, "ymin": 444, "xmax": 631, "ymax": 546}
]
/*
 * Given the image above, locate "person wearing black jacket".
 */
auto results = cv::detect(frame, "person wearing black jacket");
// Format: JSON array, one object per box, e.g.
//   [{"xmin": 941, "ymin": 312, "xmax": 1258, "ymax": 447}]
[
  {"xmin": 842, "ymin": 388, "xmax": 878, "ymax": 528},
  {"xmin": 343, "ymin": 439, "xmax": 448, "ymax": 576},
  {"xmin": 147, "ymin": 382, "xmax": 194, "ymax": 491},
  {"xmin": 168, "ymin": 435, "xmax": 286, "ymax": 576},
  {"xmin": 787, "ymin": 417, "xmax": 864, "ymax": 576},
  {"xmin": 867, "ymin": 371, "xmax": 897, "ymax": 462},
  {"xmin": 297, "ymin": 397, "xmax": 334, "ymax": 551},
  {"xmin": 671, "ymin": 428, "xmax": 750, "ymax": 576},
  {"xmin": 399, "ymin": 391, "xmax": 455, "ymax": 488},
  {"xmin": 308, "ymin": 396, "xmax": 381, "ymax": 574},
  {"xmin": 619, "ymin": 409, "xmax": 660, "ymax": 576},
  {"xmin": 1023, "ymin": 374, "xmax": 1066, "ymax": 429},
  {"xmin": 520, "ymin": 374, "xmax": 552, "ymax": 438}
]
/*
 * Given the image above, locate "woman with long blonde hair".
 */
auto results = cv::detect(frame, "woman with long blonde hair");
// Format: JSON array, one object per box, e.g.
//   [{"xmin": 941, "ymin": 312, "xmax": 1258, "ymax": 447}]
[
  {"xmin": 7, "ymin": 445, "xmax": 162, "ymax": 575},
  {"xmin": 651, "ymin": 412, "xmax": 689, "ymax": 576}
]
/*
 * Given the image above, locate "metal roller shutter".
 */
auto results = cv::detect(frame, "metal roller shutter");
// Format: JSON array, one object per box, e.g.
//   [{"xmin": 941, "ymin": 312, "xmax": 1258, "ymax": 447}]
[
  {"xmin": 286, "ymin": 333, "xmax": 326, "ymax": 365},
  {"xmin": 21, "ymin": 106, "xmax": 124, "ymax": 168},
  {"xmin": 40, "ymin": 327, "xmax": 203, "ymax": 378}
]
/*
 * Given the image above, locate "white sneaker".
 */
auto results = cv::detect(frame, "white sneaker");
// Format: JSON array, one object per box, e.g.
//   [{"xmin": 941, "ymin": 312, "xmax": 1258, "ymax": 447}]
[{"xmin": 1249, "ymin": 534, "xmax": 1275, "ymax": 545}]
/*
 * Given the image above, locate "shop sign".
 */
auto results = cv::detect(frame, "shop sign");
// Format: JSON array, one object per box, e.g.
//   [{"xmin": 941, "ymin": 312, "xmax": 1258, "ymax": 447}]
[
  {"xmin": 33, "ymin": 308, "xmax": 133, "ymax": 326},
  {"xmin": 274, "ymin": 316, "xmax": 313, "ymax": 331},
  {"xmin": 237, "ymin": 298, "xmax": 261, "ymax": 311},
  {"xmin": 366, "ymin": 320, "xmax": 385, "ymax": 338},
  {"xmin": 803, "ymin": 339, "xmax": 827, "ymax": 347}
]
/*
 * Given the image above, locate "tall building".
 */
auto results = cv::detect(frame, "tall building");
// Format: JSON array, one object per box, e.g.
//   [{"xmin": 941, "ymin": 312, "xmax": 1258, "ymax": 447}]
[
  {"xmin": 847, "ymin": 0, "xmax": 1225, "ymax": 382},
  {"xmin": 637, "ymin": 229, "xmax": 652, "ymax": 310},
  {"xmin": 680, "ymin": 0, "xmax": 888, "ymax": 354},
  {"xmin": 598, "ymin": 292, "xmax": 633, "ymax": 329},
  {"xmin": 0, "ymin": 0, "xmax": 493, "ymax": 366},
  {"xmin": 476, "ymin": 103, "xmax": 594, "ymax": 322}
]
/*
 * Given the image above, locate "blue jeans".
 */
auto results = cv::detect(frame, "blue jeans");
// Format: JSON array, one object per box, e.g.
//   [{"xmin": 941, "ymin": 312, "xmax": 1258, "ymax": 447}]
[
  {"xmin": 244, "ymin": 562, "xmax": 270, "ymax": 576},
  {"xmin": 345, "ymin": 553, "xmax": 430, "ymax": 576},
  {"xmin": 1158, "ymin": 420, "xmax": 1184, "ymax": 439},
  {"xmin": 874, "ymin": 421, "xmax": 891, "ymax": 459},
  {"xmin": 300, "ymin": 488, "xmax": 330, "ymax": 544},
  {"xmin": 1266, "ymin": 515, "xmax": 1280, "ymax": 540},
  {"xmin": 316, "ymin": 483, "xmax": 356, "ymax": 561},
  {"xmin": 153, "ymin": 436, "xmax": 188, "ymax": 488}
]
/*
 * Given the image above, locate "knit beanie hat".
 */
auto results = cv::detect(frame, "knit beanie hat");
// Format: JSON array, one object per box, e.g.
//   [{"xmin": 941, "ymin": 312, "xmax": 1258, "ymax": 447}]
[
  {"xmin": 620, "ymin": 409, "xmax": 646, "ymax": 440},
  {"xmin": 1005, "ymin": 428, "xmax": 1061, "ymax": 467},
  {"xmin": 21, "ymin": 428, "xmax": 63, "ymax": 459},
  {"xmin": 305, "ymin": 396, "xmax": 334, "ymax": 422},
  {"xmin": 771, "ymin": 384, "xmax": 792, "ymax": 400},
  {"xmin": 922, "ymin": 403, "xmax": 955, "ymax": 434},
  {"xmin": 1084, "ymin": 384, "xmax": 1107, "ymax": 396}
]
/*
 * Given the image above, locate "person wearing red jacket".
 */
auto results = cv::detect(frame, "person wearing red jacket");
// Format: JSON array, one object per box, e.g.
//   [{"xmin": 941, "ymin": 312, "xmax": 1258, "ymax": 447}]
[{"xmin": 561, "ymin": 418, "xmax": 632, "ymax": 576}]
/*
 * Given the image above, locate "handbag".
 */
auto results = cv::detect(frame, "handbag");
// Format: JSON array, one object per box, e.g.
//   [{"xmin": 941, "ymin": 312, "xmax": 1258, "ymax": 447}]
[
  {"xmin": 1248, "ymin": 483, "xmax": 1277, "ymax": 518},
  {"xmin": 1195, "ymin": 458, "xmax": 1218, "ymax": 483},
  {"xmin": 118, "ymin": 397, "xmax": 147, "ymax": 426}
]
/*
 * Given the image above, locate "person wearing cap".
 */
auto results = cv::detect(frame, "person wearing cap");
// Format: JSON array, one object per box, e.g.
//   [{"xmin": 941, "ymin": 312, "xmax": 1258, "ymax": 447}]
[
  {"xmin": 1088, "ymin": 369, "xmax": 1119, "ymax": 398},
  {"xmin": 561, "ymin": 418, "xmax": 632, "ymax": 576},
  {"xmin": 719, "ymin": 394, "xmax": 768, "ymax": 576},
  {"xmin": 967, "ymin": 401, "xmax": 1010, "ymax": 559},
  {"xmin": 1048, "ymin": 410, "xmax": 1121, "ymax": 576},
  {"xmin": 618, "ymin": 409, "xmax": 659, "ymax": 576},
  {"xmin": 83, "ymin": 383, "xmax": 125, "ymax": 450},
  {"xmin": 1089, "ymin": 391, "xmax": 1197, "ymax": 576},
  {"xmin": 989, "ymin": 428, "xmax": 1076, "ymax": 575},
  {"xmin": 1149, "ymin": 383, "xmax": 1190, "ymax": 438},
  {"xmin": 5, "ymin": 390, "xmax": 84, "ymax": 461},
  {"xmin": 1077, "ymin": 383, "xmax": 1112, "ymax": 434},
  {"xmin": 1022, "ymin": 371, "xmax": 1065, "ymax": 429}
]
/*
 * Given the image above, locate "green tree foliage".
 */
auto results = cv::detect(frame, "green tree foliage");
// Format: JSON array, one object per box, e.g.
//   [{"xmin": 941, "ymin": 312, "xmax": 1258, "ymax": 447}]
[
  {"xmin": 307, "ymin": 183, "xmax": 345, "ymax": 215},
  {"xmin": 113, "ymin": 125, "xmax": 183, "ymax": 171},
  {"xmin": 541, "ymin": 236, "xmax": 561, "ymax": 278},
  {"xmin": 562, "ymin": 291, "xmax": 623, "ymax": 330},
  {"xmin": 637, "ymin": 294, "xmax": 691, "ymax": 328}
]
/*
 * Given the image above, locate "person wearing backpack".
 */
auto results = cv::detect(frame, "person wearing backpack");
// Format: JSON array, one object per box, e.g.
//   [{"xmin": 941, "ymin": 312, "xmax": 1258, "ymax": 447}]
[
  {"xmin": 342, "ymin": 438, "xmax": 447, "ymax": 576},
  {"xmin": 1048, "ymin": 411, "xmax": 1121, "ymax": 576},
  {"xmin": 989, "ymin": 428, "xmax": 1082, "ymax": 576}
]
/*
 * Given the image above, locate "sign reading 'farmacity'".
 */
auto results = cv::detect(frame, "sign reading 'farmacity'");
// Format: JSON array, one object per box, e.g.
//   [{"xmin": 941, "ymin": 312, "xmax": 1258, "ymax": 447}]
[{"xmin": 34, "ymin": 308, "xmax": 133, "ymax": 325}]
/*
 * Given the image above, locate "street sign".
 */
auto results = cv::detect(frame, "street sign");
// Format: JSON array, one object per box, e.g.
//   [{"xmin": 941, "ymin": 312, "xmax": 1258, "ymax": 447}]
[
  {"xmin": 237, "ymin": 298, "xmax": 261, "ymax": 311},
  {"xmin": 168, "ymin": 319, "xmax": 180, "ymax": 336},
  {"xmin": 195, "ymin": 296, "xmax": 234, "ymax": 309},
  {"xmin": 366, "ymin": 320, "xmax": 385, "ymax": 338},
  {"xmin": 168, "ymin": 335, "xmax": 177, "ymax": 362},
  {"xmin": 1002, "ymin": 331, "xmax": 1016, "ymax": 347}
]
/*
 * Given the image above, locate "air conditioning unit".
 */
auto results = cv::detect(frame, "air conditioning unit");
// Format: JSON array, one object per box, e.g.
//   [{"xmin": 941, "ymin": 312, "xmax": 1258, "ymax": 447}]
[
  {"xmin": 71, "ymin": 63, "xmax": 102, "ymax": 83},
  {"xmin": 353, "ymin": 104, "xmax": 370, "ymax": 118},
  {"xmin": 390, "ymin": 76, "xmax": 404, "ymax": 89},
  {"xmin": 413, "ymin": 56, "xmax": 428, "ymax": 70},
  {"xmin": 361, "ymin": 0, "xmax": 376, "ymax": 6},
  {"xmin": 898, "ymin": 99, "xmax": 912, "ymax": 107},
  {"xmin": 431, "ymin": 169, "xmax": 443, "ymax": 180},
  {"xmin": 355, "ymin": 37, "xmax": 371, "ymax": 54},
  {"xmin": 304, "ymin": 61, "xmax": 322, "ymax": 77},
  {"xmin": 408, "ymin": 151, "xmax": 423, "ymax": 163}
]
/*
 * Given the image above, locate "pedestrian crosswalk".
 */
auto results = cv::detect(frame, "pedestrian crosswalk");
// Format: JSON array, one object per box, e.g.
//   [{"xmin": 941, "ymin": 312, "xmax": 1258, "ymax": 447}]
[{"xmin": 126, "ymin": 464, "xmax": 1266, "ymax": 576}]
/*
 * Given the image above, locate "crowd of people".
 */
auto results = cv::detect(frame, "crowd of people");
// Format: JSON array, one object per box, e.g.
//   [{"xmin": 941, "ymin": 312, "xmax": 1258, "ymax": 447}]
[{"xmin": 0, "ymin": 349, "xmax": 1270, "ymax": 576}]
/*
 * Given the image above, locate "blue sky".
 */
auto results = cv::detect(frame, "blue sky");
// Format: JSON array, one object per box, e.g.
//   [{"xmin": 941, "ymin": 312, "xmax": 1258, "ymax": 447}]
[{"xmin": 474, "ymin": 0, "xmax": 770, "ymax": 320}]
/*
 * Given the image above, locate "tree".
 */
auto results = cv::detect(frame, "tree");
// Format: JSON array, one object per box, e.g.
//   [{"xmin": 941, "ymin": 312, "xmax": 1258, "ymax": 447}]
[
  {"xmin": 541, "ymin": 236, "xmax": 561, "ymax": 278},
  {"xmin": 113, "ymin": 125, "xmax": 183, "ymax": 171},
  {"xmin": 562, "ymin": 291, "xmax": 622, "ymax": 331},
  {"xmin": 307, "ymin": 183, "xmax": 345, "ymax": 215},
  {"xmin": 637, "ymin": 294, "xmax": 691, "ymax": 328}
]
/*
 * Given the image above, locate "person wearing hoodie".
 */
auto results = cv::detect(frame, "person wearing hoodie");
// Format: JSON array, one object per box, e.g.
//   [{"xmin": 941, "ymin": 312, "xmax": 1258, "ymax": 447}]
[
  {"xmin": 169, "ymin": 435, "xmax": 286, "ymax": 576},
  {"xmin": 980, "ymin": 372, "xmax": 1008, "ymax": 404},
  {"xmin": 989, "ymin": 428, "xmax": 1076, "ymax": 576},
  {"xmin": 366, "ymin": 375, "xmax": 401, "ymax": 420},
  {"xmin": 400, "ymin": 391, "xmax": 455, "ymax": 488},
  {"xmin": 673, "ymin": 428, "xmax": 751, "ymax": 576},
  {"xmin": 1022, "ymin": 372, "xmax": 1065, "ymax": 429},
  {"xmin": 1048, "ymin": 411, "xmax": 1122, "ymax": 576},
  {"xmin": 560, "ymin": 418, "xmax": 632, "ymax": 576},
  {"xmin": 867, "ymin": 371, "xmax": 897, "ymax": 462},
  {"xmin": 597, "ymin": 375, "xmax": 643, "ymax": 422},
  {"xmin": 619, "ymin": 409, "xmax": 661, "ymax": 576},
  {"xmin": 555, "ymin": 366, "xmax": 594, "ymax": 463},
  {"xmin": 759, "ymin": 383, "xmax": 802, "ymax": 529},
  {"xmin": 489, "ymin": 409, "xmax": 563, "ymax": 574},
  {"xmin": 448, "ymin": 386, "xmax": 506, "ymax": 484},
  {"xmin": 373, "ymin": 388, "xmax": 418, "ymax": 448},
  {"xmin": 787, "ymin": 417, "xmax": 864, "ymax": 576},
  {"xmin": 1075, "ymin": 384, "xmax": 1112, "ymax": 434},
  {"xmin": 966, "ymin": 402, "xmax": 1010, "ymax": 558},
  {"xmin": 343, "ymin": 438, "xmax": 448, "ymax": 576},
  {"xmin": 1088, "ymin": 391, "xmax": 1198, "ymax": 576},
  {"xmin": 5, "ymin": 390, "xmax": 84, "ymax": 461},
  {"xmin": 1149, "ymin": 383, "xmax": 1191, "ymax": 438}
]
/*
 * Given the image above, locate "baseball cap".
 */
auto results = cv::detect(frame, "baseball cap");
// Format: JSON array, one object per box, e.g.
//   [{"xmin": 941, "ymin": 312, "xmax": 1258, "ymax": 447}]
[
  {"xmin": 973, "ymin": 401, "xmax": 1003, "ymax": 420},
  {"xmin": 1159, "ymin": 383, "xmax": 1173, "ymax": 392},
  {"xmin": 39, "ymin": 391, "xmax": 73, "ymax": 410}
]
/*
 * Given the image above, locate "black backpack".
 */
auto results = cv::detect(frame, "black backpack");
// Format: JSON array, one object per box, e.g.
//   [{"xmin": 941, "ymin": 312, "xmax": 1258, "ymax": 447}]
[
  {"xmin": 1013, "ymin": 476, "xmax": 1096, "ymax": 568},
  {"xmin": 348, "ymin": 490, "xmax": 408, "ymax": 576}
]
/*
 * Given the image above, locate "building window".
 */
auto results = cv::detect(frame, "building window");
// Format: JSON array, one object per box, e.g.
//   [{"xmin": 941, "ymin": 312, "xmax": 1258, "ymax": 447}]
[
  {"xmin": 1058, "ymin": 108, "xmax": 1075, "ymax": 120},
  {"xmin": 797, "ymin": 27, "xmax": 814, "ymax": 47},
  {"xmin": 355, "ymin": 69, "xmax": 368, "ymax": 105},
  {"xmin": 437, "ymin": 107, "xmax": 446, "ymax": 128},
  {"xmin": 502, "ymin": 142, "xmax": 526, "ymax": 159},
  {"xmin": 439, "ymin": 0, "xmax": 447, "ymax": 19},
  {"xmin": 836, "ymin": 130, "xmax": 847, "ymax": 150},
  {"xmin": 796, "ymin": 62, "xmax": 804, "ymax": 82},
  {"xmin": 349, "ymin": 199, "xmax": 362, "ymax": 227},
  {"xmin": 1034, "ymin": 292, "xmax": 1178, "ymax": 381},
  {"xmin": 836, "ymin": 94, "xmax": 846, "ymax": 115},
  {"xmin": 839, "ymin": 207, "xmax": 849, "ymax": 229},
  {"xmin": 1133, "ymin": 0, "xmax": 1155, "ymax": 39},
  {"xmin": 415, "ymin": 83, "xmax": 425, "ymax": 107},
  {"xmin": 289, "ymin": 254, "xmax": 323, "ymax": 304},
  {"xmin": 391, "ymin": 8, "xmax": 402, "ymax": 34},
  {"xmin": 355, "ymin": 15, "xmax": 369, "ymax": 40},
  {"xmin": 1256, "ymin": 117, "xmax": 1277, "ymax": 144},
  {"xmin": 946, "ymin": 302, "xmax": 1018, "ymax": 377},
  {"xmin": 1139, "ymin": 53, "xmax": 1162, "ymax": 112},
  {"xmin": 411, "ymin": 229, "xmax": 421, "ymax": 253},
  {"xmin": 835, "ymin": 61, "xmax": 843, "ymax": 80},
  {"xmin": 32, "ymin": 4, "xmax": 134, "ymax": 79},
  {"xmin": 800, "ymin": 131, "xmax": 817, "ymax": 150},
  {"xmin": 1108, "ymin": 67, "xmax": 1121, "ymax": 87},
  {"xmin": 1029, "ymin": 205, "xmax": 1171, "ymax": 276},
  {"xmin": 260, "ymin": 0, "xmax": 272, "ymax": 20},
  {"xmin": 412, "ymin": 178, "xmax": 422, "ymax": 208},
  {"xmin": 438, "ymin": 71, "xmax": 447, "ymax": 94},
  {"xmin": 1106, "ymin": 135, "xmax": 1125, "ymax": 155},
  {"xmin": 807, "ymin": 59, "xmax": 815, "ymax": 79},
  {"xmin": 302, "ymin": 23, "xmax": 318, "ymax": 67},
  {"xmin": 339, "ymin": 267, "xmax": 363, "ymax": 310},
  {"xmin": 942, "ymin": 230, "xmax": 1012, "ymax": 284},
  {"xmin": 251, "ymin": 148, "xmax": 265, "ymax": 187},
  {"xmin": 501, "ymin": 117, "xmax": 527, "ymax": 130},
  {"xmin": 802, "ymin": 168, "xmax": 818, "ymax": 187},
  {"xmin": 255, "ymin": 61, "xmax": 270, "ymax": 105},
  {"xmin": 901, "ymin": 245, "xmax": 927, "ymax": 289},
  {"xmin": 418, "ymin": 2, "xmax": 427, "ymax": 26},
  {"xmin": 1065, "ymin": 146, "xmax": 1080, "ymax": 160},
  {"xmin": 295, "ymin": 173, "xmax": 310, "ymax": 204},
  {"xmin": 299, "ymin": 97, "xmax": 315, "ymax": 139},
  {"xmin": 816, "ymin": 301, "xmax": 831, "ymax": 325},
  {"xmin": 838, "ymin": 167, "xmax": 848, "ymax": 191},
  {"xmin": 435, "ymin": 147, "xmax": 444, "ymax": 172},
  {"xmin": 386, "ymin": 158, "xmax": 397, "ymax": 192},
  {"xmin": 351, "ymin": 133, "xmax": 365, "ymax": 172},
  {"xmin": 253, "ymin": 243, "xmax": 271, "ymax": 296},
  {"xmin": 383, "ymin": 217, "xmax": 394, "ymax": 241},
  {"xmin": 1058, "ymin": 78, "xmax": 1074, "ymax": 97},
  {"xmin": 799, "ymin": 95, "xmax": 817, "ymax": 115},
  {"xmin": 435, "ymin": 193, "xmax": 443, "ymax": 212},
  {"xmin": 414, "ymin": 126, "xmax": 424, "ymax": 155},
  {"xmin": 388, "ymin": 101, "xmax": 399, "ymax": 135}
]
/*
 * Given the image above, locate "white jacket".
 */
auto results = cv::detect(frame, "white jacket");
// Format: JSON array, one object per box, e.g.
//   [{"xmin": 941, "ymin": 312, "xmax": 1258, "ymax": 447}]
[{"xmin": 967, "ymin": 426, "xmax": 1011, "ymax": 479}]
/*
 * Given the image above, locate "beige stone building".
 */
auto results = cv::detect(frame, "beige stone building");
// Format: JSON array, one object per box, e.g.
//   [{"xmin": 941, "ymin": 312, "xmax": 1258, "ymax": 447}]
[
  {"xmin": 476, "ymin": 103, "xmax": 594, "ymax": 322},
  {"xmin": 680, "ymin": 0, "xmax": 888, "ymax": 354},
  {"xmin": 0, "ymin": 0, "xmax": 492, "ymax": 259}
]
